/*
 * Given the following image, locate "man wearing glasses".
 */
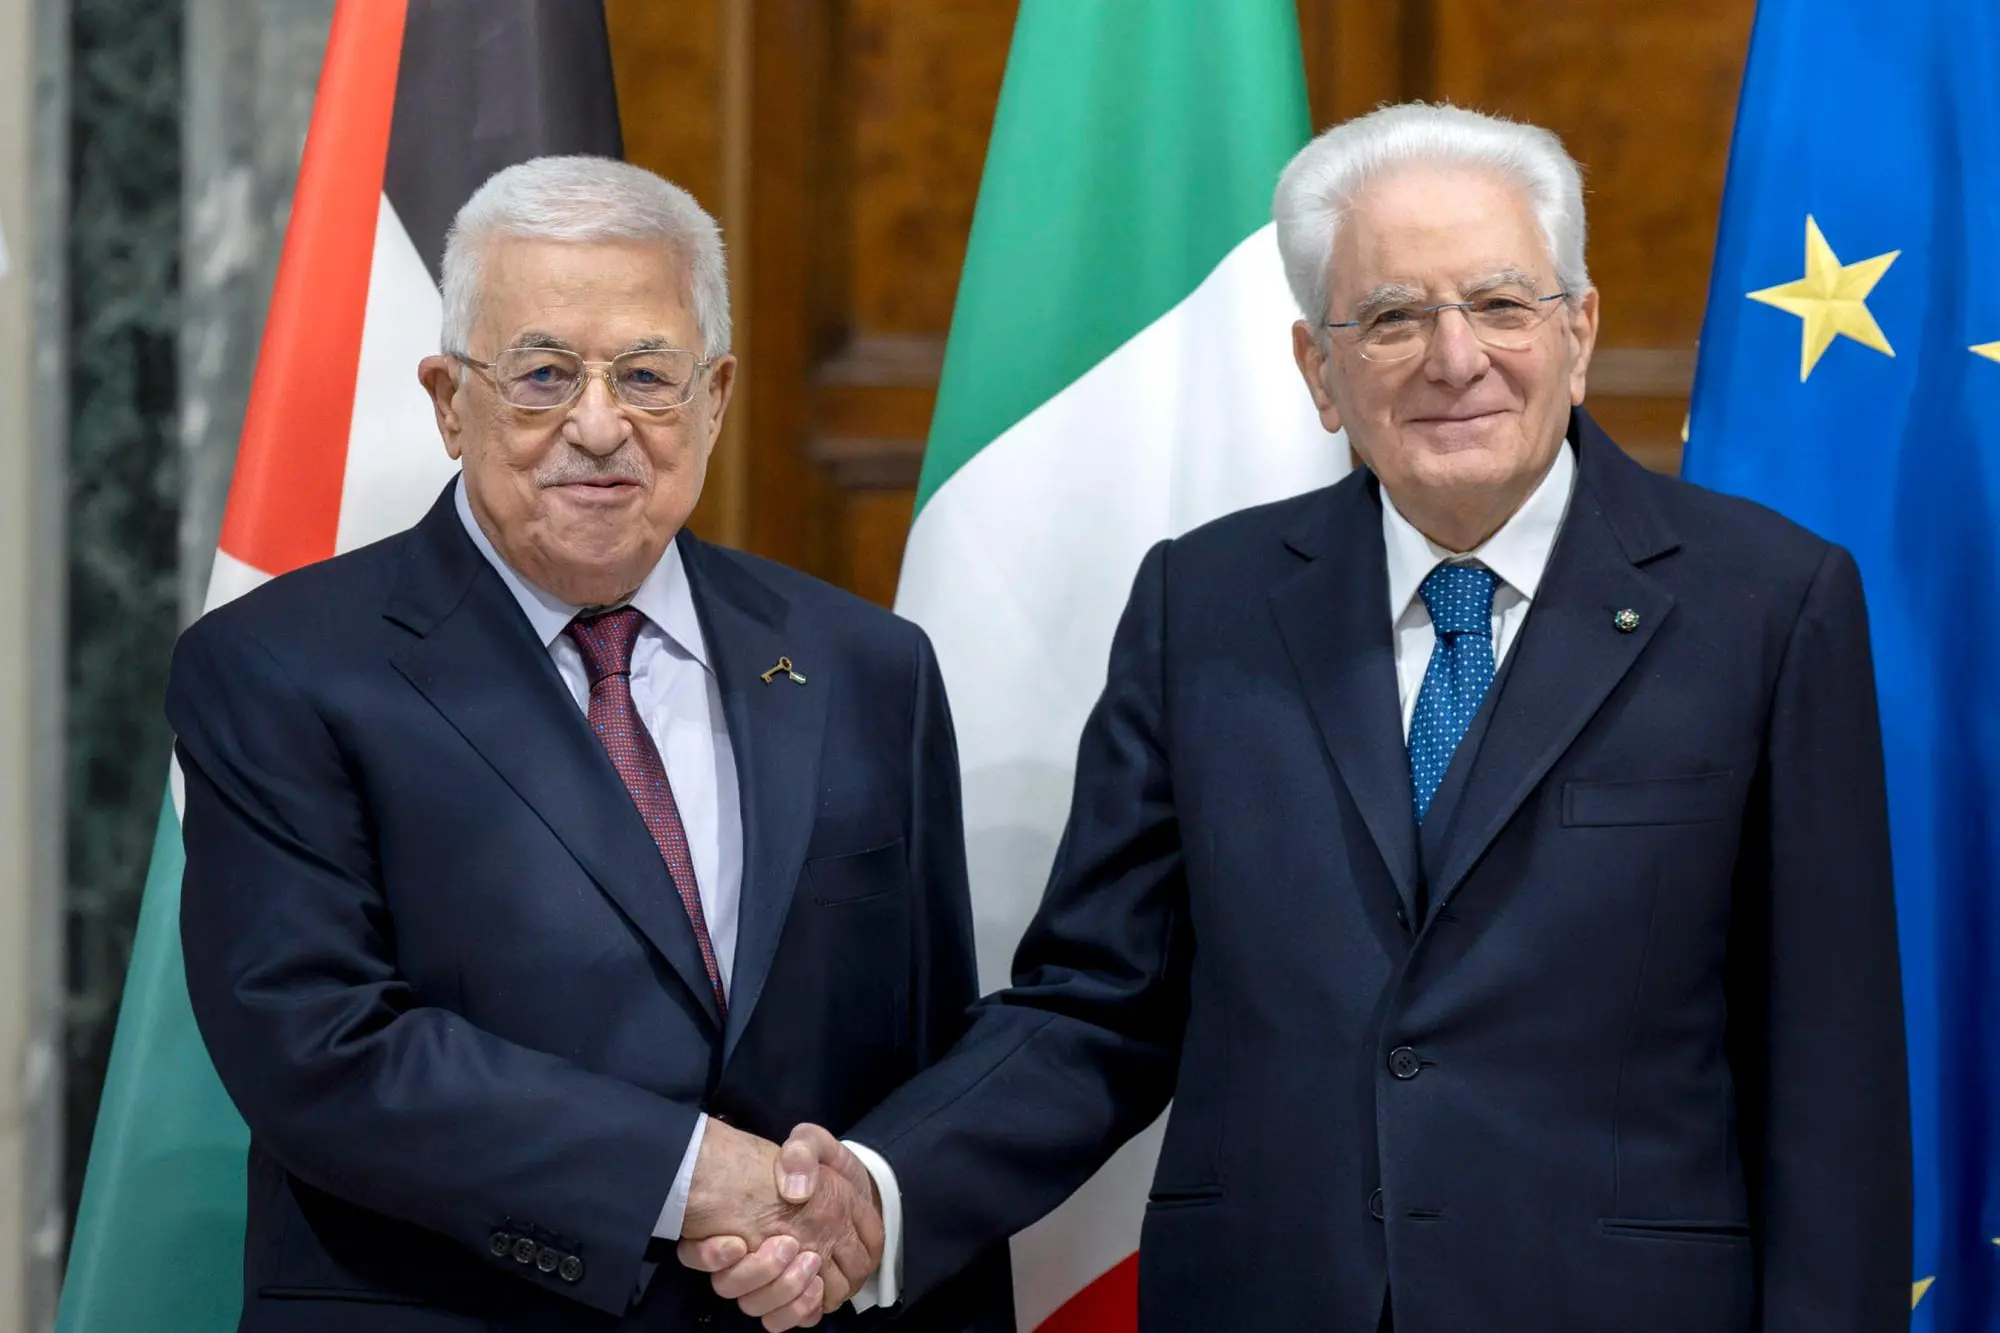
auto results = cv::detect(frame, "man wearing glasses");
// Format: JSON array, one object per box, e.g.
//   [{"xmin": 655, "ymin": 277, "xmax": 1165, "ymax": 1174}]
[
  {"xmin": 694, "ymin": 103, "xmax": 1910, "ymax": 1332},
  {"xmin": 168, "ymin": 156, "xmax": 1009, "ymax": 1333}
]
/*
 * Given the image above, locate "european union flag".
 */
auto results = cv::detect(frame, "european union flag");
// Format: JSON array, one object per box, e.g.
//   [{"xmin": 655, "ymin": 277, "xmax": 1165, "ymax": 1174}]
[{"xmin": 1683, "ymin": 1, "xmax": 2000, "ymax": 1325}]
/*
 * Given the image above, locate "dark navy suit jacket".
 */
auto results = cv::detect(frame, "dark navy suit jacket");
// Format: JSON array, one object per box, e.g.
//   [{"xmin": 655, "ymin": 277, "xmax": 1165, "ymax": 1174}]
[
  {"xmin": 851, "ymin": 412, "xmax": 1911, "ymax": 1333},
  {"xmin": 170, "ymin": 483, "xmax": 1011, "ymax": 1333}
]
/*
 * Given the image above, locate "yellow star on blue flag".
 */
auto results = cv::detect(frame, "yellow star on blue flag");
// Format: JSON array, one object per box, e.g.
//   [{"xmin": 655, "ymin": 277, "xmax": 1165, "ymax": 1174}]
[{"xmin": 1747, "ymin": 215, "xmax": 1898, "ymax": 381}]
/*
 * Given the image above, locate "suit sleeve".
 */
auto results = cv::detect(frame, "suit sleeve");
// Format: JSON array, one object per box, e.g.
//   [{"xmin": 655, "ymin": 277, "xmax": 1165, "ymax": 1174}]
[
  {"xmin": 1732, "ymin": 543, "xmax": 1911, "ymax": 1332},
  {"xmin": 906, "ymin": 628, "xmax": 982, "ymax": 1066},
  {"xmin": 169, "ymin": 614, "xmax": 701, "ymax": 1317},
  {"xmin": 851, "ymin": 541, "xmax": 1192, "ymax": 1302}
]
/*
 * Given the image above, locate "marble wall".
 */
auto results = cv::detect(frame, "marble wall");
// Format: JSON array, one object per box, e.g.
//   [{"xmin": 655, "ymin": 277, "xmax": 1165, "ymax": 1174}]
[
  {"xmin": 1, "ymin": 0, "xmax": 70, "ymax": 1323},
  {"xmin": 60, "ymin": 0, "xmax": 183, "ymax": 1229},
  {"xmin": 62, "ymin": 0, "xmax": 336, "ymax": 1235}
]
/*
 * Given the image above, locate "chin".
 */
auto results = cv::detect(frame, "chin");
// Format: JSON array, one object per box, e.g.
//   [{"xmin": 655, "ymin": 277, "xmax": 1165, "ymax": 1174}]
[{"xmin": 1404, "ymin": 445, "xmax": 1512, "ymax": 493}]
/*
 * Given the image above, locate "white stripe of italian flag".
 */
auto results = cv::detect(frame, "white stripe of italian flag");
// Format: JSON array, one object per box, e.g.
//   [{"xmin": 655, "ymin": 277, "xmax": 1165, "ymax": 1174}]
[{"xmin": 894, "ymin": 5, "xmax": 1349, "ymax": 1330}]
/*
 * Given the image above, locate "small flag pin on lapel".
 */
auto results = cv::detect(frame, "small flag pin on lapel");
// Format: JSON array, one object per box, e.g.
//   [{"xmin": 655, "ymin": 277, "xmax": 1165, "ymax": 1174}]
[
  {"xmin": 761, "ymin": 655, "xmax": 807, "ymax": 685},
  {"xmin": 1613, "ymin": 609, "xmax": 1640, "ymax": 633}
]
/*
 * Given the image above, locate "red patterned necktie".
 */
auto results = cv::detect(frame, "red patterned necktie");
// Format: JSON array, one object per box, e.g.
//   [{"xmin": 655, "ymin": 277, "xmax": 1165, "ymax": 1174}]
[{"xmin": 566, "ymin": 608, "xmax": 727, "ymax": 1017}]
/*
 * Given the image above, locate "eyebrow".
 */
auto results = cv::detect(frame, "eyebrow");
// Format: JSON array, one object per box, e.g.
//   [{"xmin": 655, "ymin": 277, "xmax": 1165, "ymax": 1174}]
[
  {"xmin": 1346, "ymin": 267, "xmax": 1551, "ymax": 322},
  {"xmin": 1461, "ymin": 267, "xmax": 1546, "ymax": 296},
  {"xmin": 505, "ymin": 331, "xmax": 576, "ymax": 352},
  {"xmin": 502, "ymin": 332, "xmax": 688, "ymax": 355},
  {"xmin": 1349, "ymin": 282, "xmax": 1429, "ymax": 322}
]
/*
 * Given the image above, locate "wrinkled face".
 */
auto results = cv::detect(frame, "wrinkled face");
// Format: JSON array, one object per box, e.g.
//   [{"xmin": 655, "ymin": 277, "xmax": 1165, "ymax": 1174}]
[
  {"xmin": 1292, "ymin": 164, "xmax": 1597, "ymax": 534},
  {"xmin": 418, "ymin": 236, "xmax": 735, "ymax": 607}
]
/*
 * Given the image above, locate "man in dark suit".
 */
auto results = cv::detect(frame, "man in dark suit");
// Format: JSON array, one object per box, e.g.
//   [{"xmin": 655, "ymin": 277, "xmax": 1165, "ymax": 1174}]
[
  {"xmin": 170, "ymin": 156, "xmax": 1009, "ymax": 1332},
  {"xmin": 691, "ymin": 103, "xmax": 1911, "ymax": 1332}
]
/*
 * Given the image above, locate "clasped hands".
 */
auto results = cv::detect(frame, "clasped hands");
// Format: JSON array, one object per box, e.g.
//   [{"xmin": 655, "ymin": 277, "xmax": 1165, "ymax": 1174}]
[{"xmin": 679, "ymin": 1119, "xmax": 877, "ymax": 1330}]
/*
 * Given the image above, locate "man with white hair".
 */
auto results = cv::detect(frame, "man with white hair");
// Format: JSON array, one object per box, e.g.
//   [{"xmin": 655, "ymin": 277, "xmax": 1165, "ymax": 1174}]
[
  {"xmin": 692, "ymin": 103, "xmax": 1911, "ymax": 1331},
  {"xmin": 168, "ymin": 156, "xmax": 1012, "ymax": 1331}
]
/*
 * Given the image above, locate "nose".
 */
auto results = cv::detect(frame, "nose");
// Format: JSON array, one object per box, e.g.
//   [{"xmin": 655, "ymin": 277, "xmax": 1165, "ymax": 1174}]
[
  {"xmin": 563, "ymin": 371, "xmax": 630, "ymax": 456},
  {"xmin": 1422, "ymin": 306, "xmax": 1490, "ymax": 386}
]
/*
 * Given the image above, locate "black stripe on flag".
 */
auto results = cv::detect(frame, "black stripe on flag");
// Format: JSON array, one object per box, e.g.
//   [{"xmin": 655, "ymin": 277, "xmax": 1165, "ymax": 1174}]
[{"xmin": 383, "ymin": 0, "xmax": 625, "ymax": 283}]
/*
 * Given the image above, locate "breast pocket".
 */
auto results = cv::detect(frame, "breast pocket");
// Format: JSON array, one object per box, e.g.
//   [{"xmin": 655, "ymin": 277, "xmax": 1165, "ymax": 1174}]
[
  {"xmin": 803, "ymin": 838, "xmax": 909, "ymax": 905},
  {"xmin": 1563, "ymin": 771, "xmax": 1737, "ymax": 827}
]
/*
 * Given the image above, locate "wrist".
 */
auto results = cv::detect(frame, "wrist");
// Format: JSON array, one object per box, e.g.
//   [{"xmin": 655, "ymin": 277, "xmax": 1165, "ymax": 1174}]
[{"xmin": 683, "ymin": 1119, "xmax": 774, "ymax": 1240}]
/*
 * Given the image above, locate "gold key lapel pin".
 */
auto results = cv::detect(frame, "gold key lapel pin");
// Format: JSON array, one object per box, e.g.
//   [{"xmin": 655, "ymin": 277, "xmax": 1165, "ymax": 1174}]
[{"xmin": 761, "ymin": 655, "xmax": 808, "ymax": 685}]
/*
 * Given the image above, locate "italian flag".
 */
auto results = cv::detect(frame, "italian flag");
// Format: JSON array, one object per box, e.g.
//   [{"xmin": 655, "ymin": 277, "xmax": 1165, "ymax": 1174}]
[
  {"xmin": 55, "ymin": 3, "xmax": 623, "ymax": 1329},
  {"xmin": 894, "ymin": 3, "xmax": 1348, "ymax": 1330}
]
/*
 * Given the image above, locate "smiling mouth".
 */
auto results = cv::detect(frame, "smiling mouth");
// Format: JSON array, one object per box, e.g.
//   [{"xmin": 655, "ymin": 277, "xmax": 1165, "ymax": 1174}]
[
  {"xmin": 547, "ymin": 478, "xmax": 642, "ymax": 502},
  {"xmin": 1410, "ymin": 409, "xmax": 1508, "ymax": 425}
]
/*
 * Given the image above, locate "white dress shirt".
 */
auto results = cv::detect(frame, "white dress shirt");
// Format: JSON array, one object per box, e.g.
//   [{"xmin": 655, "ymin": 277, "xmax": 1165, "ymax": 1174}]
[
  {"xmin": 854, "ymin": 444, "xmax": 1578, "ymax": 1309},
  {"xmin": 453, "ymin": 482, "xmax": 739, "ymax": 1243},
  {"xmin": 1384, "ymin": 441, "xmax": 1577, "ymax": 736}
]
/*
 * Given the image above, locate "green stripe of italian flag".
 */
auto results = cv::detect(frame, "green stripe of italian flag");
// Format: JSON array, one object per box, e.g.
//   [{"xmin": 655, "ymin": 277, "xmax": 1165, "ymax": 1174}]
[{"xmin": 894, "ymin": 5, "xmax": 1348, "ymax": 1330}]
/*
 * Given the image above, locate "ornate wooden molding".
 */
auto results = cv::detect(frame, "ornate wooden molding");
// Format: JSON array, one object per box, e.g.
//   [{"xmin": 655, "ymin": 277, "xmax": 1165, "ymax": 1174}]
[
  {"xmin": 815, "ymin": 334, "xmax": 946, "ymax": 387},
  {"xmin": 807, "ymin": 434, "xmax": 927, "ymax": 489},
  {"xmin": 1587, "ymin": 347, "xmax": 1698, "ymax": 397}
]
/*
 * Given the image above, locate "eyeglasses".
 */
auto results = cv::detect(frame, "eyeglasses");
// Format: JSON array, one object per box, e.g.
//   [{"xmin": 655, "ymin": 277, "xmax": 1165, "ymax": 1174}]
[
  {"xmin": 1324, "ymin": 291, "xmax": 1570, "ymax": 363},
  {"xmin": 454, "ymin": 346, "xmax": 713, "ymax": 413}
]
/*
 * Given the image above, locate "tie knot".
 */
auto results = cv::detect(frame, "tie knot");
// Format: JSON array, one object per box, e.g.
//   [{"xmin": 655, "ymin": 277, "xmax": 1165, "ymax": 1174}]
[
  {"xmin": 566, "ymin": 607, "xmax": 646, "ymax": 685},
  {"xmin": 1418, "ymin": 563, "xmax": 1498, "ymax": 637}
]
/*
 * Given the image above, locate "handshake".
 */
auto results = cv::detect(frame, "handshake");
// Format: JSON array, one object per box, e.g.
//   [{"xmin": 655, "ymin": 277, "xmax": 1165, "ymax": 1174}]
[{"xmin": 677, "ymin": 1119, "xmax": 885, "ymax": 1331}]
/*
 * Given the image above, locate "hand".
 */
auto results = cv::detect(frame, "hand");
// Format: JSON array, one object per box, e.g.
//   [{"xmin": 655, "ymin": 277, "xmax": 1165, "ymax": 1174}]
[
  {"xmin": 679, "ymin": 1123, "xmax": 882, "ymax": 1331},
  {"xmin": 679, "ymin": 1121, "xmax": 883, "ymax": 1330}
]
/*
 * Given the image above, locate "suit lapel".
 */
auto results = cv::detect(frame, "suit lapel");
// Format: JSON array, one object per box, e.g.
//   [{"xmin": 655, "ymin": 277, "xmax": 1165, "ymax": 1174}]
[
  {"xmin": 1269, "ymin": 473, "xmax": 1423, "ymax": 920},
  {"xmin": 1428, "ymin": 413, "xmax": 1681, "ymax": 914},
  {"xmin": 678, "ymin": 536, "xmax": 829, "ymax": 1065},
  {"xmin": 384, "ymin": 485, "xmax": 725, "ymax": 1029}
]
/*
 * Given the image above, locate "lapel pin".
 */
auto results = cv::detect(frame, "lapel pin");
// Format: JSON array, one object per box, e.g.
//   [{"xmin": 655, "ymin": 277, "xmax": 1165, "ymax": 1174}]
[
  {"xmin": 760, "ymin": 655, "xmax": 807, "ymax": 685},
  {"xmin": 1613, "ymin": 609, "xmax": 1641, "ymax": 633}
]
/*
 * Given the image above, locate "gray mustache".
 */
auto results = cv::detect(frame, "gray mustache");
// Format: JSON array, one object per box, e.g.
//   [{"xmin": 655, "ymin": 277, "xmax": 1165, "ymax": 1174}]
[{"xmin": 535, "ymin": 453, "xmax": 649, "ymax": 487}]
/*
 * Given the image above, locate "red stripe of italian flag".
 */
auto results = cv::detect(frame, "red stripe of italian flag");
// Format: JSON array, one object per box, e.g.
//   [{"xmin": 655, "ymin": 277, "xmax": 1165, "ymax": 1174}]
[{"xmin": 896, "ymin": 4, "xmax": 1349, "ymax": 1330}]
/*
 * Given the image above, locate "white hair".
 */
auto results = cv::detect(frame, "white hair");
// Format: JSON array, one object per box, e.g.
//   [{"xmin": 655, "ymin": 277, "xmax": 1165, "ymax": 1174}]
[
  {"xmin": 1272, "ymin": 102, "xmax": 1590, "ymax": 330},
  {"xmin": 440, "ymin": 155, "xmax": 731, "ymax": 359}
]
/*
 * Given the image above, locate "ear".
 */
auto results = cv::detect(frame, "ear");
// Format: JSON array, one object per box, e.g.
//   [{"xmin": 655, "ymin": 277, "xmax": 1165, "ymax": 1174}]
[
  {"xmin": 699, "ymin": 354, "xmax": 738, "ymax": 451},
  {"xmin": 1291, "ymin": 320, "xmax": 1345, "ymax": 435},
  {"xmin": 418, "ymin": 355, "xmax": 469, "ymax": 460},
  {"xmin": 1564, "ymin": 287, "xmax": 1600, "ymax": 406}
]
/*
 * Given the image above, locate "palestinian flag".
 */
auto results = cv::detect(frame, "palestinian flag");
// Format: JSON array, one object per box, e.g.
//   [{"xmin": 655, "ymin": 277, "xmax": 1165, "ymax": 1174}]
[
  {"xmin": 55, "ymin": 4, "xmax": 622, "ymax": 1328},
  {"xmin": 892, "ymin": 3, "xmax": 1349, "ymax": 1329}
]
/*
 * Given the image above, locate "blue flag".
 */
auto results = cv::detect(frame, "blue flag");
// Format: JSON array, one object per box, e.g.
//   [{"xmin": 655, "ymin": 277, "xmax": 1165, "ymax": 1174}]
[{"xmin": 1682, "ymin": 1, "xmax": 2000, "ymax": 1324}]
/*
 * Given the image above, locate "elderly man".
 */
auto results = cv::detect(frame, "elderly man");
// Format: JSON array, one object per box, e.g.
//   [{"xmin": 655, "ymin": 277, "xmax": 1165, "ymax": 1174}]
[
  {"xmin": 694, "ymin": 103, "xmax": 1911, "ymax": 1332},
  {"xmin": 169, "ymin": 156, "xmax": 1010, "ymax": 1332}
]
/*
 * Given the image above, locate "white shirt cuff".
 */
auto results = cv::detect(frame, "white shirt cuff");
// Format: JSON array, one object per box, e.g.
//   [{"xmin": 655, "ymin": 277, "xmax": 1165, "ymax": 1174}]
[
  {"xmin": 653, "ymin": 1113, "xmax": 709, "ymax": 1239},
  {"xmin": 841, "ymin": 1139, "xmax": 903, "ymax": 1311}
]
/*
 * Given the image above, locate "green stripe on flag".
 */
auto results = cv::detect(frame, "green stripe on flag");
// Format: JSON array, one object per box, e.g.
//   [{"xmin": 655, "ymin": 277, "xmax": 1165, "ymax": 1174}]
[
  {"xmin": 918, "ymin": 0, "xmax": 1310, "ymax": 510},
  {"xmin": 57, "ymin": 789, "xmax": 247, "ymax": 1333}
]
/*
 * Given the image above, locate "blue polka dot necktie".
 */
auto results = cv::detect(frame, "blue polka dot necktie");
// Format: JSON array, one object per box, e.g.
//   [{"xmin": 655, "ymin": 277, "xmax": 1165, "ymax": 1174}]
[{"xmin": 1408, "ymin": 564, "xmax": 1500, "ymax": 823}]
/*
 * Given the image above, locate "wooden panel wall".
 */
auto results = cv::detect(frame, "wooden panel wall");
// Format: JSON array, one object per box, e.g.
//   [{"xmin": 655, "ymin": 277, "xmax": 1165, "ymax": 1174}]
[{"xmin": 608, "ymin": 0, "xmax": 1755, "ymax": 606}]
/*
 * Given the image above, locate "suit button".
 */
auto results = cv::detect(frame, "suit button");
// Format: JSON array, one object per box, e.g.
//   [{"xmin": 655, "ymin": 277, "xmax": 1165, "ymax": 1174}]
[
  {"xmin": 512, "ymin": 1236, "xmax": 538, "ymax": 1265},
  {"xmin": 1387, "ymin": 1046, "xmax": 1423, "ymax": 1080},
  {"xmin": 695, "ymin": 1314, "xmax": 714, "ymax": 1327},
  {"xmin": 535, "ymin": 1246, "xmax": 559, "ymax": 1274},
  {"xmin": 1369, "ymin": 1188, "xmax": 1384, "ymax": 1221},
  {"xmin": 489, "ymin": 1232, "xmax": 512, "ymax": 1257},
  {"xmin": 1394, "ymin": 908, "xmax": 1410, "ymax": 932},
  {"xmin": 558, "ymin": 1255, "xmax": 585, "ymax": 1284}
]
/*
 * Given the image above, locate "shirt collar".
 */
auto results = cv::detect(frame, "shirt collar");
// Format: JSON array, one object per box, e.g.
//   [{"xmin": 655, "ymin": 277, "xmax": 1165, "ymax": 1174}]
[
  {"xmin": 453, "ymin": 476, "xmax": 710, "ymax": 671},
  {"xmin": 1381, "ymin": 439, "xmax": 1577, "ymax": 620}
]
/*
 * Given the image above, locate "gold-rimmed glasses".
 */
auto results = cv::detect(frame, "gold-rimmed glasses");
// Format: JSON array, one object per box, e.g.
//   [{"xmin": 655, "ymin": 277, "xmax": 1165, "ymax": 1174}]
[
  {"xmin": 1324, "ymin": 290, "xmax": 1570, "ymax": 364},
  {"xmin": 454, "ymin": 346, "xmax": 714, "ymax": 413}
]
